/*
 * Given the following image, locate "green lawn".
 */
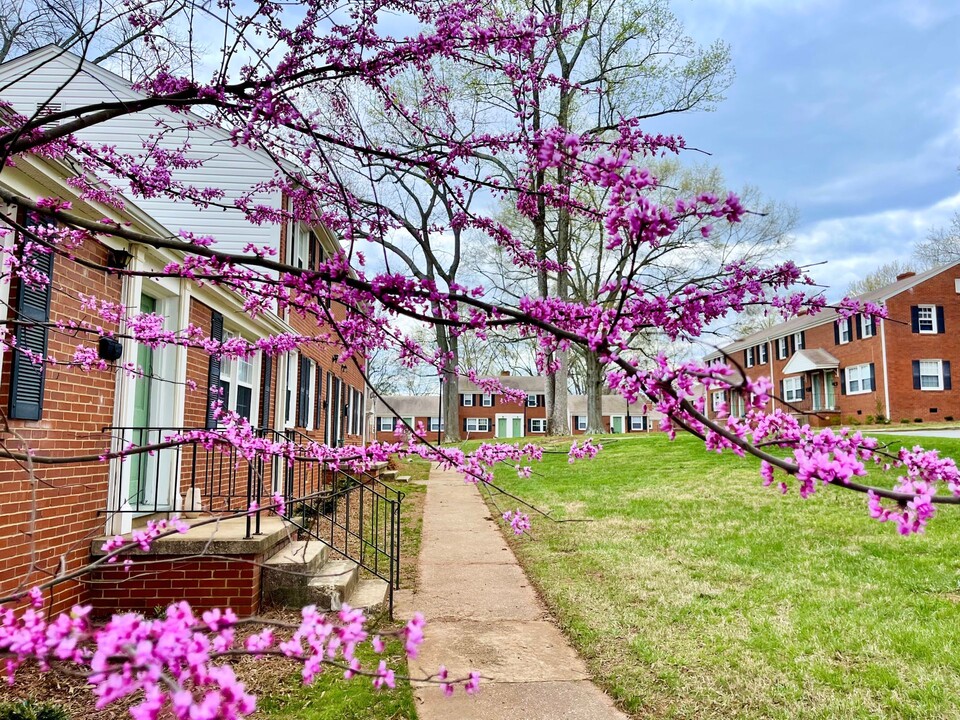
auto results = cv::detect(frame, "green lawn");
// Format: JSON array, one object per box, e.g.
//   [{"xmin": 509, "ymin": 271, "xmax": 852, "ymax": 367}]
[{"xmin": 486, "ymin": 433, "xmax": 960, "ymax": 719}]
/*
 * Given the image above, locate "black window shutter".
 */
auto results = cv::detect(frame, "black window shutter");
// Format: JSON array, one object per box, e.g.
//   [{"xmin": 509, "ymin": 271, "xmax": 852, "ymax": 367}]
[
  {"xmin": 789, "ymin": 335, "xmax": 796, "ymax": 355},
  {"xmin": 846, "ymin": 318, "xmax": 853, "ymax": 340},
  {"xmin": 944, "ymin": 361, "xmax": 952, "ymax": 390},
  {"xmin": 205, "ymin": 310, "xmax": 224, "ymax": 429},
  {"xmin": 911, "ymin": 306, "xmax": 920, "ymax": 333},
  {"xmin": 474, "ymin": 394, "xmax": 480, "ymax": 406},
  {"xmin": 868, "ymin": 363, "xmax": 876, "ymax": 391},
  {"xmin": 10, "ymin": 248, "xmax": 54, "ymax": 421},
  {"xmin": 313, "ymin": 365, "xmax": 323, "ymax": 430},
  {"xmin": 297, "ymin": 356, "xmax": 309, "ymax": 427},
  {"xmin": 463, "ymin": 418, "xmax": 467, "ymax": 432},
  {"xmin": 779, "ymin": 380, "xmax": 784, "ymax": 399},
  {"xmin": 491, "ymin": 394, "xmax": 496, "ymax": 407},
  {"xmin": 538, "ymin": 394, "xmax": 546, "ymax": 406},
  {"xmin": 459, "ymin": 394, "xmax": 465, "ymax": 406},
  {"xmin": 833, "ymin": 322, "xmax": 840, "ymax": 345},
  {"xmin": 937, "ymin": 306, "xmax": 945, "ymax": 334},
  {"xmin": 307, "ymin": 231, "xmax": 316, "ymax": 271},
  {"xmin": 800, "ymin": 331, "xmax": 806, "ymax": 349},
  {"xmin": 259, "ymin": 353, "xmax": 272, "ymax": 428},
  {"xmin": 913, "ymin": 360, "xmax": 921, "ymax": 390},
  {"xmin": 855, "ymin": 315, "xmax": 862, "ymax": 340},
  {"xmin": 839, "ymin": 368, "xmax": 846, "ymax": 395},
  {"xmin": 798, "ymin": 383, "xmax": 804, "ymax": 401}
]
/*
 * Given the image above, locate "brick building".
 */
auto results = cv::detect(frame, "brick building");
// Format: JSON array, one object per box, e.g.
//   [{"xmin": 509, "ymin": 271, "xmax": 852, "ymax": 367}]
[
  {"xmin": 704, "ymin": 263, "xmax": 960, "ymax": 426},
  {"xmin": 372, "ymin": 375, "xmax": 658, "ymax": 441},
  {"xmin": 0, "ymin": 48, "xmax": 370, "ymax": 614}
]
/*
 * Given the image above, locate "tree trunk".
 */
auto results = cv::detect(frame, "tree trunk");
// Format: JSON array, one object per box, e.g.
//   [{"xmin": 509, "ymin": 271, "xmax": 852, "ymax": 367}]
[
  {"xmin": 437, "ymin": 328, "xmax": 460, "ymax": 443},
  {"xmin": 584, "ymin": 352, "xmax": 605, "ymax": 433}
]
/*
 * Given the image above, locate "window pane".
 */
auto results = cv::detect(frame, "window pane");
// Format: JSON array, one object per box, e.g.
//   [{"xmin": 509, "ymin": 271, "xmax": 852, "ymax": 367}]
[{"xmin": 236, "ymin": 386, "xmax": 252, "ymax": 420}]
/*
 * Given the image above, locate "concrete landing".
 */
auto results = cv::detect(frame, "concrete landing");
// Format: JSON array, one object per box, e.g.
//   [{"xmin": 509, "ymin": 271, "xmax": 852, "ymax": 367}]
[{"xmin": 399, "ymin": 467, "xmax": 627, "ymax": 720}]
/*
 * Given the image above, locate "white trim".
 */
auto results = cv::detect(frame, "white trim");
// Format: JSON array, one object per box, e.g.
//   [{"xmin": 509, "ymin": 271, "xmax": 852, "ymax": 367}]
[
  {"xmin": 461, "ymin": 393, "xmax": 474, "ymax": 407},
  {"xmin": 880, "ymin": 318, "xmax": 891, "ymax": 419},
  {"xmin": 783, "ymin": 377, "xmax": 803, "ymax": 402},
  {"xmin": 528, "ymin": 417, "xmax": 547, "ymax": 433},
  {"xmin": 917, "ymin": 304, "xmax": 937, "ymax": 333},
  {"xmin": 466, "ymin": 416, "xmax": 490, "ymax": 433},
  {"xmin": 844, "ymin": 363, "xmax": 872, "ymax": 395},
  {"xmin": 609, "ymin": 414, "xmax": 626, "ymax": 433},
  {"xmin": 493, "ymin": 413, "xmax": 523, "ymax": 438},
  {"xmin": 918, "ymin": 359, "xmax": 944, "ymax": 391},
  {"xmin": 481, "ymin": 392, "xmax": 493, "ymax": 407}
]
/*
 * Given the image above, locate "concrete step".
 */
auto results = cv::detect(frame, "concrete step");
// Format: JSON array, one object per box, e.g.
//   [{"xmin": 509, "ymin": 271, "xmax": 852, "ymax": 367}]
[
  {"xmin": 379, "ymin": 469, "xmax": 399, "ymax": 482},
  {"xmin": 347, "ymin": 578, "xmax": 390, "ymax": 614},
  {"xmin": 308, "ymin": 559, "xmax": 359, "ymax": 611},
  {"xmin": 395, "ymin": 475, "xmax": 411, "ymax": 483},
  {"xmin": 262, "ymin": 540, "xmax": 331, "ymax": 607}
]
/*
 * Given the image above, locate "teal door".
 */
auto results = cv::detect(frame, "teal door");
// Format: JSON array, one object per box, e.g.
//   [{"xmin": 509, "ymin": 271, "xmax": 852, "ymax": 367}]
[
  {"xmin": 611, "ymin": 416, "xmax": 624, "ymax": 434},
  {"xmin": 130, "ymin": 294, "xmax": 155, "ymax": 509},
  {"xmin": 512, "ymin": 417, "xmax": 522, "ymax": 437},
  {"xmin": 497, "ymin": 417, "xmax": 507, "ymax": 437}
]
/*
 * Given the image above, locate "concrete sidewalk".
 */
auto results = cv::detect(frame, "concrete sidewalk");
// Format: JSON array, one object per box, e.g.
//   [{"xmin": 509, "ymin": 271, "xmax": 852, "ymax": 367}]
[{"xmin": 397, "ymin": 466, "xmax": 627, "ymax": 720}]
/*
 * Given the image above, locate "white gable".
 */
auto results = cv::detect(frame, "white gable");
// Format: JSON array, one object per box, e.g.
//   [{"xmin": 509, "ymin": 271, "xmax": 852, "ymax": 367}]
[{"xmin": 0, "ymin": 47, "xmax": 283, "ymax": 258}]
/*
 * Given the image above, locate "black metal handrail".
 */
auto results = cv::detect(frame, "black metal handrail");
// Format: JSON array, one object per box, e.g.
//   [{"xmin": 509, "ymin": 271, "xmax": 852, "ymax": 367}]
[
  {"xmin": 103, "ymin": 425, "xmax": 404, "ymax": 614},
  {"xmin": 281, "ymin": 466, "xmax": 402, "ymax": 615}
]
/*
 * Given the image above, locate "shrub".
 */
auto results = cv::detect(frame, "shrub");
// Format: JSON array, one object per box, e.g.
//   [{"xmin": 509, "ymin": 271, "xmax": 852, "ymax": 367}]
[{"xmin": 0, "ymin": 700, "xmax": 69, "ymax": 720}]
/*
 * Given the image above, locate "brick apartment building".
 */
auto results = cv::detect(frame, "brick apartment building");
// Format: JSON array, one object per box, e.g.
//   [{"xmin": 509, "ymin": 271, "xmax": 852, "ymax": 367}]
[
  {"xmin": 0, "ymin": 48, "xmax": 368, "ymax": 614},
  {"xmin": 704, "ymin": 263, "xmax": 960, "ymax": 426},
  {"xmin": 371, "ymin": 374, "xmax": 658, "ymax": 442}
]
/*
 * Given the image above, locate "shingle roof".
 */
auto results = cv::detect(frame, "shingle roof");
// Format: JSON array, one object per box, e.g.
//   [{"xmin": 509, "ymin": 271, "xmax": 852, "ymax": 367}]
[
  {"xmin": 371, "ymin": 395, "xmax": 439, "ymax": 418},
  {"xmin": 457, "ymin": 375, "xmax": 546, "ymax": 393},
  {"xmin": 567, "ymin": 394, "xmax": 650, "ymax": 415},
  {"xmin": 704, "ymin": 261, "xmax": 960, "ymax": 361}
]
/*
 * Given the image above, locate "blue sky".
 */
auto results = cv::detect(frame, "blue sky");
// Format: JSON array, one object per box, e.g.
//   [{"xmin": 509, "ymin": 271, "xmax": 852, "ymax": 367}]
[{"xmin": 645, "ymin": 0, "xmax": 960, "ymax": 293}]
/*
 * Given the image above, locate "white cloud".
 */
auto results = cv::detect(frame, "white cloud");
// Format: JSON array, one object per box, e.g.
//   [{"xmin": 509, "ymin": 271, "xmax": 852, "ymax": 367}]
[{"xmin": 790, "ymin": 191, "xmax": 960, "ymax": 295}]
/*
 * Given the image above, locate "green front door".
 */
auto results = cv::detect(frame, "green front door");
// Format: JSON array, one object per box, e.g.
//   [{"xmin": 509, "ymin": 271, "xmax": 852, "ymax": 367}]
[
  {"xmin": 512, "ymin": 417, "xmax": 523, "ymax": 437},
  {"xmin": 611, "ymin": 416, "xmax": 624, "ymax": 434},
  {"xmin": 129, "ymin": 294, "xmax": 155, "ymax": 508},
  {"xmin": 497, "ymin": 417, "xmax": 507, "ymax": 437}
]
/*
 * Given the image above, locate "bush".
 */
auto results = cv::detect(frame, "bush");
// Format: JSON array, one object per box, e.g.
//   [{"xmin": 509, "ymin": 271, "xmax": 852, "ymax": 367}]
[{"xmin": 0, "ymin": 700, "xmax": 69, "ymax": 720}]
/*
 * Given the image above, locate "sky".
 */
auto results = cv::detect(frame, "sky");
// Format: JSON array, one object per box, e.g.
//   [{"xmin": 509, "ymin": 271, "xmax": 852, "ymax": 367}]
[{"xmin": 644, "ymin": 0, "xmax": 960, "ymax": 295}]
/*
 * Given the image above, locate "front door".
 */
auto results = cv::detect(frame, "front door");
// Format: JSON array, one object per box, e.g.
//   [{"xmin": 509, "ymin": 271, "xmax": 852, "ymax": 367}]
[
  {"xmin": 497, "ymin": 417, "xmax": 507, "ymax": 437},
  {"xmin": 512, "ymin": 416, "xmax": 523, "ymax": 437},
  {"xmin": 812, "ymin": 373, "xmax": 823, "ymax": 411},
  {"xmin": 611, "ymin": 416, "xmax": 624, "ymax": 433}
]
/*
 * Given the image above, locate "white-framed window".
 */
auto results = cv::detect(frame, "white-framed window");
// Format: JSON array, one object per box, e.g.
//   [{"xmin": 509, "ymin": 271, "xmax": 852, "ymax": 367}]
[
  {"xmin": 462, "ymin": 393, "xmax": 474, "ymax": 407},
  {"xmin": 783, "ymin": 377, "xmax": 803, "ymax": 403},
  {"xmin": 917, "ymin": 305, "xmax": 937, "ymax": 333},
  {"xmin": 845, "ymin": 363, "xmax": 872, "ymax": 395},
  {"xmin": 576, "ymin": 415, "xmax": 587, "ymax": 431},
  {"xmin": 291, "ymin": 223, "xmax": 313, "ymax": 271},
  {"xmin": 861, "ymin": 315, "xmax": 875, "ymax": 338},
  {"xmin": 284, "ymin": 351, "xmax": 298, "ymax": 427},
  {"xmin": 526, "ymin": 394, "xmax": 538, "ymax": 407},
  {"xmin": 758, "ymin": 344, "xmax": 768, "ymax": 364},
  {"xmin": 745, "ymin": 347, "xmax": 755, "ymax": 368},
  {"xmin": 777, "ymin": 337, "xmax": 788, "ymax": 359},
  {"xmin": 711, "ymin": 390, "xmax": 726, "ymax": 412},
  {"xmin": 220, "ymin": 330, "xmax": 256, "ymax": 422},
  {"xmin": 466, "ymin": 417, "xmax": 490, "ymax": 432},
  {"xmin": 305, "ymin": 359, "xmax": 316, "ymax": 430},
  {"xmin": 793, "ymin": 332, "xmax": 805, "ymax": 350},
  {"xmin": 839, "ymin": 319, "xmax": 852, "ymax": 344},
  {"xmin": 378, "ymin": 416, "xmax": 394, "ymax": 432},
  {"xmin": 481, "ymin": 392, "xmax": 493, "ymax": 407},
  {"xmin": 630, "ymin": 415, "xmax": 645, "ymax": 431},
  {"xmin": 918, "ymin": 360, "xmax": 944, "ymax": 391},
  {"xmin": 429, "ymin": 416, "xmax": 444, "ymax": 431},
  {"xmin": 528, "ymin": 418, "xmax": 547, "ymax": 433}
]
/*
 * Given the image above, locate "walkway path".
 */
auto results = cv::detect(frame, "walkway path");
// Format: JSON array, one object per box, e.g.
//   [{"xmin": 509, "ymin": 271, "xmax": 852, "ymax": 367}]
[{"xmin": 397, "ymin": 466, "xmax": 628, "ymax": 720}]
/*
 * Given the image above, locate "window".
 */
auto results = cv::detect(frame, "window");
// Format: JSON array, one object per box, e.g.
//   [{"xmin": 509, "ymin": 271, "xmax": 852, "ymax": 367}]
[
  {"xmin": 305, "ymin": 360, "xmax": 316, "ymax": 430},
  {"xmin": 917, "ymin": 305, "xmax": 936, "ymax": 333},
  {"xmin": 378, "ymin": 416, "xmax": 394, "ymax": 432},
  {"xmin": 462, "ymin": 393, "xmax": 474, "ymax": 407},
  {"xmin": 630, "ymin": 416, "xmax": 645, "ymax": 431},
  {"xmin": 711, "ymin": 390, "xmax": 726, "ymax": 412},
  {"xmin": 777, "ymin": 337, "xmax": 788, "ymax": 360},
  {"xmin": 429, "ymin": 417, "xmax": 444, "ymax": 432},
  {"xmin": 528, "ymin": 418, "xmax": 547, "ymax": 433},
  {"xmin": 793, "ymin": 332, "xmax": 805, "ymax": 350},
  {"xmin": 220, "ymin": 330, "xmax": 255, "ymax": 422},
  {"xmin": 782, "ymin": 377, "xmax": 803, "ymax": 403},
  {"xmin": 576, "ymin": 415, "xmax": 587, "ymax": 431},
  {"xmin": 918, "ymin": 360, "xmax": 944, "ymax": 391},
  {"xmin": 839, "ymin": 319, "xmax": 852, "ymax": 344},
  {"xmin": 466, "ymin": 417, "xmax": 490, "ymax": 432},
  {"xmin": 481, "ymin": 392, "xmax": 493, "ymax": 407},
  {"xmin": 745, "ymin": 347, "xmax": 755, "ymax": 368},
  {"xmin": 526, "ymin": 394, "xmax": 538, "ymax": 407},
  {"xmin": 861, "ymin": 314, "xmax": 875, "ymax": 338},
  {"xmin": 758, "ymin": 344, "xmax": 768, "ymax": 364},
  {"xmin": 845, "ymin": 363, "xmax": 873, "ymax": 395},
  {"xmin": 284, "ymin": 351, "xmax": 298, "ymax": 427}
]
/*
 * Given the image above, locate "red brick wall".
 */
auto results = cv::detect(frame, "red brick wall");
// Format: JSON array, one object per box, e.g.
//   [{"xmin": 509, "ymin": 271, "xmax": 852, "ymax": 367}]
[
  {"xmin": 0, "ymin": 238, "xmax": 120, "ymax": 614},
  {"xmin": 88, "ymin": 554, "xmax": 263, "ymax": 616},
  {"xmin": 458, "ymin": 392, "xmax": 547, "ymax": 440}
]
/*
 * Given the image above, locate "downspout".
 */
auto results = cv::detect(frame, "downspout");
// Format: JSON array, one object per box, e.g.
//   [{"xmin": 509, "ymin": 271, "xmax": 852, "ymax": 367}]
[{"xmin": 879, "ymin": 313, "xmax": 891, "ymax": 420}]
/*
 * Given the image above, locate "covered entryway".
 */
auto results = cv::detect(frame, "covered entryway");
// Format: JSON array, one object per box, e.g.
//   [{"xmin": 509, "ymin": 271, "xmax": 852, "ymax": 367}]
[{"xmin": 496, "ymin": 413, "xmax": 524, "ymax": 438}]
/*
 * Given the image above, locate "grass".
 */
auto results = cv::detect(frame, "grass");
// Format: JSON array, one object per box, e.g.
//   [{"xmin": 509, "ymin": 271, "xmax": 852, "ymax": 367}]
[
  {"xmin": 254, "ymin": 638, "xmax": 417, "ymax": 720},
  {"xmin": 485, "ymin": 432, "xmax": 960, "ymax": 719}
]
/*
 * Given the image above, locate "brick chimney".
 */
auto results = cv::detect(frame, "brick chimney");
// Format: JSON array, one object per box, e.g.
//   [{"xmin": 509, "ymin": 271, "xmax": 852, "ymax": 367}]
[
  {"xmin": 897, "ymin": 271, "xmax": 916, "ymax": 281},
  {"xmin": 501, "ymin": 370, "xmax": 511, "ymax": 377}
]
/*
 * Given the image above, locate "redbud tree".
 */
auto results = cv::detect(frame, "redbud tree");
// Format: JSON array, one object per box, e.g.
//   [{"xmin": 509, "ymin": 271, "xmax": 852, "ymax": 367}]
[{"xmin": 0, "ymin": 0, "xmax": 958, "ymax": 718}]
